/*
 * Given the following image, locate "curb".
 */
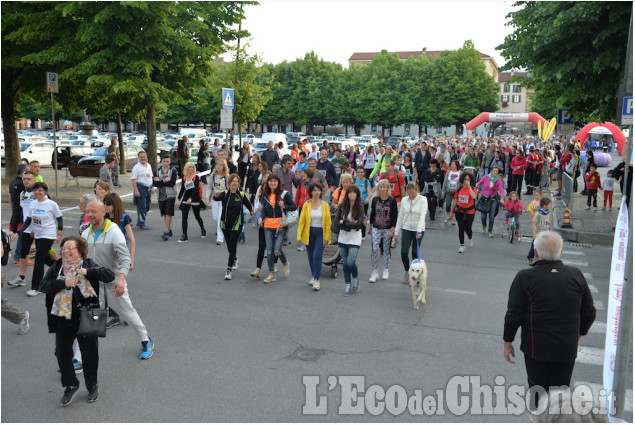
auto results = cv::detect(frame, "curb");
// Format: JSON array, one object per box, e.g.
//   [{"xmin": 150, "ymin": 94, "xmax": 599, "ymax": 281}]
[{"xmin": 550, "ymin": 193, "xmax": 614, "ymax": 246}]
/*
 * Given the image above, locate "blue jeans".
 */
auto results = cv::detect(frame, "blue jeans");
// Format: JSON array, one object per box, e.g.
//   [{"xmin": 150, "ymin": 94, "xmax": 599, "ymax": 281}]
[
  {"xmin": 338, "ymin": 243, "xmax": 360, "ymax": 284},
  {"xmin": 264, "ymin": 226, "xmax": 288, "ymax": 273},
  {"xmin": 13, "ymin": 235, "xmax": 21, "ymax": 261},
  {"xmin": 306, "ymin": 227, "xmax": 324, "ymax": 280},
  {"xmin": 505, "ymin": 212, "xmax": 520, "ymax": 231},
  {"xmin": 134, "ymin": 184, "xmax": 152, "ymax": 227},
  {"xmin": 480, "ymin": 198, "xmax": 499, "ymax": 232}
]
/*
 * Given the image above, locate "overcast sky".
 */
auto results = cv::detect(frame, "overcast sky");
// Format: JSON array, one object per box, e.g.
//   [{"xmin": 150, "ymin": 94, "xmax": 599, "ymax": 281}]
[{"xmin": 235, "ymin": 0, "xmax": 516, "ymax": 68}]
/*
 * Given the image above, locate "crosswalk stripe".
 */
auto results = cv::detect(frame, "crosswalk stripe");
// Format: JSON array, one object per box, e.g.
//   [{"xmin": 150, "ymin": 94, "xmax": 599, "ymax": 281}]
[
  {"xmin": 563, "ymin": 259, "xmax": 589, "ymax": 267},
  {"xmin": 588, "ymin": 321, "xmax": 606, "ymax": 334},
  {"xmin": 573, "ymin": 381, "xmax": 633, "ymax": 413},
  {"xmin": 588, "ymin": 284, "xmax": 599, "ymax": 293},
  {"xmin": 583, "ymin": 272, "xmax": 594, "ymax": 279},
  {"xmin": 577, "ymin": 346, "xmax": 605, "ymax": 366},
  {"xmin": 562, "ymin": 250, "xmax": 585, "ymax": 256}
]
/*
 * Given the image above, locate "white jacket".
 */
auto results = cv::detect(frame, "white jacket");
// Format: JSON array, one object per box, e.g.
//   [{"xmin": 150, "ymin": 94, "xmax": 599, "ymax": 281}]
[{"xmin": 395, "ymin": 194, "xmax": 428, "ymax": 235}]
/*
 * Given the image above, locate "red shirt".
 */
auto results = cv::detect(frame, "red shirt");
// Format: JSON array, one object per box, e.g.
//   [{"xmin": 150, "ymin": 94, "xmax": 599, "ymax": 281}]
[
  {"xmin": 453, "ymin": 185, "xmax": 476, "ymax": 214},
  {"xmin": 586, "ymin": 171, "xmax": 601, "ymax": 190},
  {"xmin": 381, "ymin": 172, "xmax": 405, "ymax": 201}
]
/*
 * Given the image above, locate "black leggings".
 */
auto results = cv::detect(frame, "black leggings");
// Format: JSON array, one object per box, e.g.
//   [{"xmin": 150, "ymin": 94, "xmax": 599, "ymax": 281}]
[
  {"xmin": 511, "ymin": 174, "xmax": 524, "ymax": 198},
  {"xmin": 222, "ymin": 228, "xmax": 241, "ymax": 269},
  {"xmin": 181, "ymin": 204, "xmax": 205, "ymax": 236},
  {"xmin": 426, "ymin": 192, "xmax": 438, "ymax": 220},
  {"xmin": 33, "ymin": 238, "xmax": 55, "ymax": 291},
  {"xmin": 455, "ymin": 212, "xmax": 474, "ymax": 245}
]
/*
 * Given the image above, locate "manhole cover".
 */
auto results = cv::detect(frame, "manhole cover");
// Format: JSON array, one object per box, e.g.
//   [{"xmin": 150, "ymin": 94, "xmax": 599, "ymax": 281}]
[{"xmin": 290, "ymin": 348, "xmax": 325, "ymax": 362}]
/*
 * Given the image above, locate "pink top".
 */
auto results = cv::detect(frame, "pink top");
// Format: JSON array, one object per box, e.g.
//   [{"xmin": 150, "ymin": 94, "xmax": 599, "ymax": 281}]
[{"xmin": 476, "ymin": 175, "xmax": 505, "ymax": 199}]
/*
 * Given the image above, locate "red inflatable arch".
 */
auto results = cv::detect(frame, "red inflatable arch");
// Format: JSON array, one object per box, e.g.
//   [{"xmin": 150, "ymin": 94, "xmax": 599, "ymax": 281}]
[
  {"xmin": 573, "ymin": 122, "xmax": 627, "ymax": 155},
  {"xmin": 465, "ymin": 112, "xmax": 548, "ymax": 131}
]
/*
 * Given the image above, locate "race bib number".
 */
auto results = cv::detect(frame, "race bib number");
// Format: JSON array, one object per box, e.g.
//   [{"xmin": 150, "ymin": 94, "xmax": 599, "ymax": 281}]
[
  {"xmin": 32, "ymin": 216, "xmax": 43, "ymax": 226},
  {"xmin": 389, "ymin": 183, "xmax": 396, "ymax": 191},
  {"xmin": 458, "ymin": 194, "xmax": 469, "ymax": 204},
  {"xmin": 319, "ymin": 170, "xmax": 327, "ymax": 177},
  {"xmin": 184, "ymin": 179, "xmax": 195, "ymax": 190}
]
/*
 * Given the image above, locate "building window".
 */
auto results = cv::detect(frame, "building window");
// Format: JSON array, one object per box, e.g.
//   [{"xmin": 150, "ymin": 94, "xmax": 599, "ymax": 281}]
[
  {"xmin": 512, "ymin": 95, "xmax": 522, "ymax": 103},
  {"xmin": 513, "ymin": 85, "xmax": 522, "ymax": 93},
  {"xmin": 503, "ymin": 84, "xmax": 510, "ymax": 93},
  {"xmin": 501, "ymin": 95, "xmax": 509, "ymax": 102}
]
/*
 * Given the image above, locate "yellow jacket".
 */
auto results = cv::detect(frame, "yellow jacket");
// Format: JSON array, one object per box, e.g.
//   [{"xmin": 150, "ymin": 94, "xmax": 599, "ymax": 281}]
[{"xmin": 297, "ymin": 200, "xmax": 332, "ymax": 245}]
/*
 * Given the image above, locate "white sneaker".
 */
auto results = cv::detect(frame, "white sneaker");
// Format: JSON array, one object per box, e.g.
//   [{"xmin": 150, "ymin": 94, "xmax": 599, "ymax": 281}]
[
  {"xmin": 469, "ymin": 238, "xmax": 473, "ymax": 247},
  {"xmin": 309, "ymin": 278, "xmax": 315, "ymax": 286},
  {"xmin": 368, "ymin": 270, "xmax": 379, "ymax": 283},
  {"xmin": 458, "ymin": 246, "xmax": 465, "ymax": 253},
  {"xmin": 313, "ymin": 280, "xmax": 320, "ymax": 291},
  {"xmin": 584, "ymin": 206, "xmax": 591, "ymax": 210},
  {"xmin": 18, "ymin": 311, "xmax": 30, "ymax": 335},
  {"xmin": 283, "ymin": 263, "xmax": 290, "ymax": 278},
  {"xmin": 232, "ymin": 259, "xmax": 239, "ymax": 270},
  {"xmin": 593, "ymin": 207, "xmax": 598, "ymax": 212},
  {"xmin": 224, "ymin": 270, "xmax": 232, "ymax": 280},
  {"xmin": 263, "ymin": 273, "xmax": 276, "ymax": 284},
  {"xmin": 381, "ymin": 269, "xmax": 389, "ymax": 280},
  {"xmin": 443, "ymin": 217, "xmax": 449, "ymax": 224},
  {"xmin": 7, "ymin": 276, "xmax": 26, "ymax": 287},
  {"xmin": 297, "ymin": 245, "xmax": 305, "ymax": 251},
  {"xmin": 250, "ymin": 268, "xmax": 261, "ymax": 278},
  {"xmin": 402, "ymin": 271, "xmax": 409, "ymax": 284},
  {"xmin": 452, "ymin": 219, "xmax": 457, "ymax": 225},
  {"xmin": 26, "ymin": 289, "xmax": 40, "ymax": 297}
]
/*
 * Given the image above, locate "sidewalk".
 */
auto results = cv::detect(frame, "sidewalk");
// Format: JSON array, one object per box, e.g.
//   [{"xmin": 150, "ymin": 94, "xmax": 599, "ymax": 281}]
[{"xmin": 550, "ymin": 151, "xmax": 624, "ymax": 246}]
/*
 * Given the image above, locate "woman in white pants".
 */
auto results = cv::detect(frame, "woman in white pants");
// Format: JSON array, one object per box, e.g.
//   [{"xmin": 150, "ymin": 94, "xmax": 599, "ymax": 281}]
[{"xmin": 205, "ymin": 159, "xmax": 229, "ymax": 245}]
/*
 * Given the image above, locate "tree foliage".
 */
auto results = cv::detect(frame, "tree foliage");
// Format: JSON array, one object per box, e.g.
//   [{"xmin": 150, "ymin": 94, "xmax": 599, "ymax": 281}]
[{"xmin": 497, "ymin": 1, "xmax": 631, "ymax": 122}]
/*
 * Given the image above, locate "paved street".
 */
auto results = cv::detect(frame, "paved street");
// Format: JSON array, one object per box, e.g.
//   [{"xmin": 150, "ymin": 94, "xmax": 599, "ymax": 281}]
[{"xmin": 1, "ymin": 200, "xmax": 630, "ymax": 422}]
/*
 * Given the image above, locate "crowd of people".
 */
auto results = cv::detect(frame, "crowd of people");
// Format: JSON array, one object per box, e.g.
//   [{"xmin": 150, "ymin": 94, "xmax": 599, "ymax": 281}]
[{"xmin": 1, "ymin": 131, "xmax": 625, "ymax": 408}]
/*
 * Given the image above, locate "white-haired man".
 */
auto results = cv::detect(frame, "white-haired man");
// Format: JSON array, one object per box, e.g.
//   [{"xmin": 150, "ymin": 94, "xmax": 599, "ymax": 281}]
[{"xmin": 503, "ymin": 231, "xmax": 596, "ymax": 410}]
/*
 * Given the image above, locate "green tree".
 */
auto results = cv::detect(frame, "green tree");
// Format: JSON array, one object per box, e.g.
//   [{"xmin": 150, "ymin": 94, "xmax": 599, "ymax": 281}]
[
  {"xmin": 497, "ymin": 1, "xmax": 631, "ymax": 122},
  {"xmin": 429, "ymin": 41, "xmax": 499, "ymax": 133}
]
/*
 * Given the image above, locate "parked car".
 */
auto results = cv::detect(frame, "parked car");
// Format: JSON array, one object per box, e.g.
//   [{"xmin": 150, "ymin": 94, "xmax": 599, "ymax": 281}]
[
  {"xmin": 140, "ymin": 140, "xmax": 172, "ymax": 158},
  {"xmin": 168, "ymin": 146, "xmax": 199, "ymax": 167},
  {"xmin": 1, "ymin": 141, "xmax": 55, "ymax": 167},
  {"xmin": 77, "ymin": 145, "xmax": 141, "ymax": 171},
  {"xmin": 51, "ymin": 145, "xmax": 95, "ymax": 169},
  {"xmin": 361, "ymin": 135, "xmax": 381, "ymax": 145}
]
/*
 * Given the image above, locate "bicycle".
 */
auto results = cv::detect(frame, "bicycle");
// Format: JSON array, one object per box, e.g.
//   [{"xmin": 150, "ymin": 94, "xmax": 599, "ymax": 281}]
[{"xmin": 502, "ymin": 210, "xmax": 522, "ymax": 244}]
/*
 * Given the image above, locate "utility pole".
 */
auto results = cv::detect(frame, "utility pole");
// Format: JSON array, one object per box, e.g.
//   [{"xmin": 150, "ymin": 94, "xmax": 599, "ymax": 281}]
[{"xmin": 612, "ymin": 6, "xmax": 633, "ymax": 420}]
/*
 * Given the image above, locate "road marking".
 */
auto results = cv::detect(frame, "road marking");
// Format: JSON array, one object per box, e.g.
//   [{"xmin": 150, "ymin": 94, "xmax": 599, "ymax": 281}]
[
  {"xmin": 596, "ymin": 300, "xmax": 606, "ymax": 311},
  {"xmin": 588, "ymin": 284, "xmax": 599, "ymax": 293},
  {"xmin": 562, "ymin": 250, "xmax": 585, "ymax": 256},
  {"xmin": 563, "ymin": 259, "xmax": 589, "ymax": 267},
  {"xmin": 428, "ymin": 288, "xmax": 477, "ymax": 295},
  {"xmin": 577, "ymin": 346, "xmax": 605, "ymax": 366},
  {"xmin": 573, "ymin": 381, "xmax": 632, "ymax": 413},
  {"xmin": 588, "ymin": 321, "xmax": 606, "ymax": 334},
  {"xmin": 584, "ymin": 272, "xmax": 593, "ymax": 279}
]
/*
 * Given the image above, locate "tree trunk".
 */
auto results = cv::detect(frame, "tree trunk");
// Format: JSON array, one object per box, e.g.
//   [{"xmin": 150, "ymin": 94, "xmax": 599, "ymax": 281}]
[
  {"xmin": 146, "ymin": 103, "xmax": 157, "ymax": 173},
  {"xmin": 116, "ymin": 112, "xmax": 126, "ymax": 175},
  {"xmin": 1, "ymin": 77, "xmax": 20, "ymax": 178}
]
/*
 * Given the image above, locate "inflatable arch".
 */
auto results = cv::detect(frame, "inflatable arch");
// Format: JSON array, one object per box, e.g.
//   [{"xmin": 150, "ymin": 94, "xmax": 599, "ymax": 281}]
[
  {"xmin": 465, "ymin": 112, "xmax": 548, "ymax": 131},
  {"xmin": 573, "ymin": 122, "xmax": 627, "ymax": 155}
]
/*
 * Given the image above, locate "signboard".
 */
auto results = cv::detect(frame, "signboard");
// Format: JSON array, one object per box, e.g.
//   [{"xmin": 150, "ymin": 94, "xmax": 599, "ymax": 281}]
[
  {"xmin": 46, "ymin": 72, "xmax": 58, "ymax": 93},
  {"xmin": 222, "ymin": 88, "xmax": 234, "ymax": 109},
  {"xmin": 557, "ymin": 108, "xmax": 573, "ymax": 124},
  {"xmin": 489, "ymin": 113, "xmax": 529, "ymax": 122},
  {"xmin": 220, "ymin": 108, "xmax": 233, "ymax": 130},
  {"xmin": 621, "ymin": 96, "xmax": 633, "ymax": 125},
  {"xmin": 557, "ymin": 124, "xmax": 575, "ymax": 136}
]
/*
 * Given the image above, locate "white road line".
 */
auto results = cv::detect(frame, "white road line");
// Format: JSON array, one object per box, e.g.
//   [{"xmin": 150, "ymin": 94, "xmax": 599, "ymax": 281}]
[
  {"xmin": 588, "ymin": 321, "xmax": 606, "ymax": 334},
  {"xmin": 577, "ymin": 346, "xmax": 605, "ymax": 366},
  {"xmin": 583, "ymin": 272, "xmax": 593, "ymax": 279},
  {"xmin": 573, "ymin": 381, "xmax": 632, "ymax": 413},
  {"xmin": 588, "ymin": 284, "xmax": 599, "ymax": 293},
  {"xmin": 437, "ymin": 288, "xmax": 477, "ymax": 295},
  {"xmin": 595, "ymin": 300, "xmax": 606, "ymax": 311},
  {"xmin": 563, "ymin": 259, "xmax": 589, "ymax": 267},
  {"xmin": 562, "ymin": 250, "xmax": 585, "ymax": 256}
]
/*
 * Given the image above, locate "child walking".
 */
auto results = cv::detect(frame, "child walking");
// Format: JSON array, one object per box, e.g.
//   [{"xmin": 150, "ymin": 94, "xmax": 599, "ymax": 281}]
[{"xmin": 527, "ymin": 197, "xmax": 552, "ymax": 265}]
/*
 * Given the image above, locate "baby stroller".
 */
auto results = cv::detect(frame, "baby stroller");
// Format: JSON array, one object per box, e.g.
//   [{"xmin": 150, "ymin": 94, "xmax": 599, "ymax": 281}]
[{"xmin": 322, "ymin": 206, "xmax": 342, "ymax": 278}]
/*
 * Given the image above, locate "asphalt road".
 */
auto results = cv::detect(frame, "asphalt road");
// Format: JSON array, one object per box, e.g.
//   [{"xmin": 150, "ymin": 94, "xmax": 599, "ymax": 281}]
[{"xmin": 1, "ymin": 203, "xmax": 631, "ymax": 422}]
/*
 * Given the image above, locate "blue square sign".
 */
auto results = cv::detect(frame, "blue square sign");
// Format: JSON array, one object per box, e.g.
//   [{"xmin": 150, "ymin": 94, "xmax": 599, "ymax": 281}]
[
  {"xmin": 557, "ymin": 108, "xmax": 573, "ymax": 124},
  {"xmin": 222, "ymin": 88, "xmax": 234, "ymax": 109},
  {"xmin": 622, "ymin": 96, "xmax": 633, "ymax": 125}
]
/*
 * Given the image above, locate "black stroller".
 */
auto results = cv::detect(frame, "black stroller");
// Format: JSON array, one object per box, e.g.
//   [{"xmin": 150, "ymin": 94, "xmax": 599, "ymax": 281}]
[{"xmin": 322, "ymin": 206, "xmax": 342, "ymax": 278}]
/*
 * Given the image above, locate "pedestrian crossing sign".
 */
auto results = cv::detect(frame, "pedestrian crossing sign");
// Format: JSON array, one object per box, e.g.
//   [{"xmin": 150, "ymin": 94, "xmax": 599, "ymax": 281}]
[{"xmin": 222, "ymin": 88, "xmax": 234, "ymax": 109}]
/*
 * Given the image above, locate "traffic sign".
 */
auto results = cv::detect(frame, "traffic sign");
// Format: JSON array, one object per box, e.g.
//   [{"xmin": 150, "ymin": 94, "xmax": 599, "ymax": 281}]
[
  {"xmin": 621, "ymin": 96, "xmax": 633, "ymax": 125},
  {"xmin": 46, "ymin": 72, "xmax": 58, "ymax": 93},
  {"xmin": 220, "ymin": 108, "xmax": 233, "ymax": 130},
  {"xmin": 557, "ymin": 108, "xmax": 573, "ymax": 124},
  {"xmin": 222, "ymin": 88, "xmax": 234, "ymax": 109}
]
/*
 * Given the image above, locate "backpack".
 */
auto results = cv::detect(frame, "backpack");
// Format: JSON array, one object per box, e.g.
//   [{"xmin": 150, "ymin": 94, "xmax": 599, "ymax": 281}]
[
  {"xmin": 565, "ymin": 155, "xmax": 577, "ymax": 175},
  {"xmin": 278, "ymin": 190, "xmax": 298, "ymax": 227},
  {"xmin": 1, "ymin": 229, "xmax": 12, "ymax": 266}
]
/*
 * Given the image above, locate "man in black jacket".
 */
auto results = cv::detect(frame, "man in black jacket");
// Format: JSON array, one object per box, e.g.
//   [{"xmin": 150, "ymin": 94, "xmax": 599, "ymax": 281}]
[{"xmin": 503, "ymin": 231, "xmax": 596, "ymax": 410}]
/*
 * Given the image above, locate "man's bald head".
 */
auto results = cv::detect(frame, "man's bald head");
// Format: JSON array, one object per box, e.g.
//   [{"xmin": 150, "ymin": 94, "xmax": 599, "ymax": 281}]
[{"xmin": 86, "ymin": 200, "xmax": 106, "ymax": 227}]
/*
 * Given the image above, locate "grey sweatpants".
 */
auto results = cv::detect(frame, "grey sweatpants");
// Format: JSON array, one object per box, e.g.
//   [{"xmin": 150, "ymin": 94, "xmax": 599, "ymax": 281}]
[
  {"xmin": 1, "ymin": 297, "xmax": 26, "ymax": 324},
  {"xmin": 100, "ymin": 281, "xmax": 149, "ymax": 342}
]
